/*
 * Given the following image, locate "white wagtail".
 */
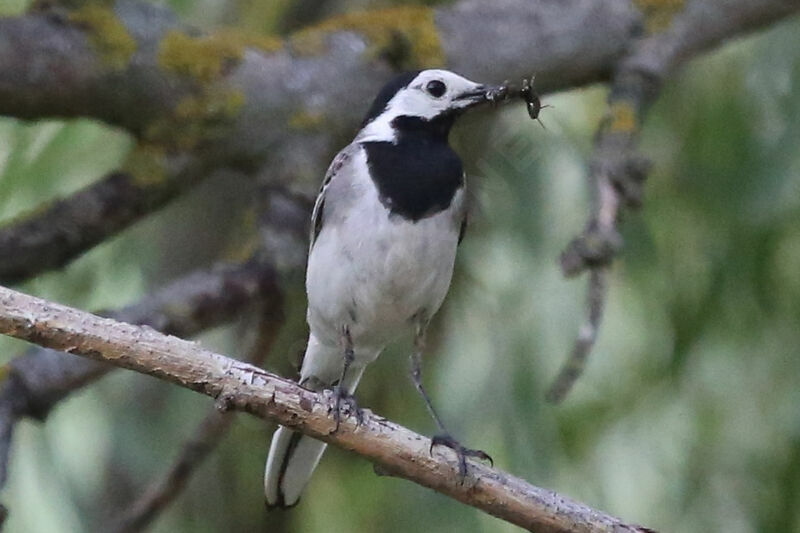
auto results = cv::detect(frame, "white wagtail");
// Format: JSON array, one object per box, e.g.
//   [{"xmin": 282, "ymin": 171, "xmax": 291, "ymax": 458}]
[{"xmin": 264, "ymin": 69, "xmax": 503, "ymax": 508}]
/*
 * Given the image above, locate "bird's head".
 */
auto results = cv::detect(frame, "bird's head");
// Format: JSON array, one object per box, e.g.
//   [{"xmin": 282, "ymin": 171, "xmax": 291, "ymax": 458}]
[{"xmin": 357, "ymin": 70, "xmax": 498, "ymax": 143}]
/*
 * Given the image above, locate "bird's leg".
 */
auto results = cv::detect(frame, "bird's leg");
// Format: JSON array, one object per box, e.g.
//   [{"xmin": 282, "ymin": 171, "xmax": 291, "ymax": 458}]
[
  {"xmin": 410, "ymin": 322, "xmax": 493, "ymax": 480},
  {"xmin": 332, "ymin": 326, "xmax": 362, "ymax": 431},
  {"xmin": 409, "ymin": 324, "xmax": 448, "ymax": 432}
]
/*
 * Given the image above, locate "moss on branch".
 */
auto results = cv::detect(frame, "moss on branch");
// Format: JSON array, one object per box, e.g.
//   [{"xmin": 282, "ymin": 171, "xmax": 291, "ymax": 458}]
[
  {"xmin": 68, "ymin": 4, "xmax": 136, "ymax": 69},
  {"xmin": 157, "ymin": 29, "xmax": 282, "ymax": 83},
  {"xmin": 634, "ymin": 0, "xmax": 686, "ymax": 32},
  {"xmin": 290, "ymin": 6, "xmax": 444, "ymax": 68}
]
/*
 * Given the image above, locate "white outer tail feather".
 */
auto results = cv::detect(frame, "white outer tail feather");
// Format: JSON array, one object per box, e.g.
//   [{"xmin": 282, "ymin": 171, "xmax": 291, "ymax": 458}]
[
  {"xmin": 264, "ymin": 427, "xmax": 327, "ymax": 507},
  {"xmin": 264, "ymin": 336, "xmax": 370, "ymax": 508}
]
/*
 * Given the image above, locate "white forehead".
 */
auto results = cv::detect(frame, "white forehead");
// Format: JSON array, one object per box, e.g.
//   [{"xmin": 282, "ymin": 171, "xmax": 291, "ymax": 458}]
[{"xmin": 357, "ymin": 69, "xmax": 482, "ymax": 142}]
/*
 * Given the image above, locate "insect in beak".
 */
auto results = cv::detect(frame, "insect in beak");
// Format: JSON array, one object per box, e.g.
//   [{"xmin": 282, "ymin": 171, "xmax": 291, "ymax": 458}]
[
  {"xmin": 485, "ymin": 75, "xmax": 550, "ymax": 127},
  {"xmin": 520, "ymin": 75, "xmax": 550, "ymax": 128}
]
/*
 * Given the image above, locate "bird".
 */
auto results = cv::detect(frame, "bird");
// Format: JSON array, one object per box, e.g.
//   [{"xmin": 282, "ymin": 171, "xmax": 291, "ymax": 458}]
[{"xmin": 264, "ymin": 69, "xmax": 500, "ymax": 508}]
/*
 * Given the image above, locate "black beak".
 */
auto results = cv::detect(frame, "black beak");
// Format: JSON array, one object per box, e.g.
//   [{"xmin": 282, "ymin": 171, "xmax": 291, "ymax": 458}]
[
  {"xmin": 455, "ymin": 84, "xmax": 511, "ymax": 110},
  {"xmin": 454, "ymin": 85, "xmax": 492, "ymax": 108}
]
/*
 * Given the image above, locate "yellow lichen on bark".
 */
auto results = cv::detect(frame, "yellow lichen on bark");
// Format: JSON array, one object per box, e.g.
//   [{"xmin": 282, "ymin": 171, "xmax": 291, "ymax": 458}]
[
  {"xmin": 288, "ymin": 110, "xmax": 327, "ymax": 132},
  {"xmin": 69, "ymin": 4, "xmax": 137, "ymax": 70},
  {"xmin": 157, "ymin": 29, "xmax": 282, "ymax": 83},
  {"xmin": 174, "ymin": 90, "xmax": 246, "ymax": 123},
  {"xmin": 634, "ymin": 0, "xmax": 685, "ymax": 33},
  {"xmin": 142, "ymin": 89, "xmax": 246, "ymax": 150},
  {"xmin": 608, "ymin": 101, "xmax": 638, "ymax": 133},
  {"xmin": 221, "ymin": 207, "xmax": 260, "ymax": 263},
  {"xmin": 158, "ymin": 30, "xmax": 242, "ymax": 82},
  {"xmin": 123, "ymin": 144, "xmax": 168, "ymax": 187},
  {"xmin": 291, "ymin": 6, "xmax": 444, "ymax": 68}
]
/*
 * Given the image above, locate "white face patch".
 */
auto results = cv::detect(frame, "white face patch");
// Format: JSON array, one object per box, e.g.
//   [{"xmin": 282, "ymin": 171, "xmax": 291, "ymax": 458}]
[{"xmin": 357, "ymin": 69, "xmax": 485, "ymax": 143}]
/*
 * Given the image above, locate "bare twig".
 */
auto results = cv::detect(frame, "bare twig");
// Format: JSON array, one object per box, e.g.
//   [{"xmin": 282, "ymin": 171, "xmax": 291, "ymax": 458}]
[
  {"xmin": 549, "ymin": 60, "xmax": 662, "ymax": 401},
  {"xmin": 546, "ymin": 269, "xmax": 610, "ymax": 403},
  {"xmin": 0, "ymin": 257, "xmax": 280, "ymax": 490},
  {"xmin": 547, "ymin": 0, "xmax": 800, "ymax": 401},
  {"xmin": 0, "ymin": 285, "xmax": 655, "ymax": 533},
  {"xmin": 112, "ymin": 304, "xmax": 284, "ymax": 533},
  {"xmin": 113, "ymin": 409, "xmax": 234, "ymax": 533},
  {"xmin": 549, "ymin": 86, "xmax": 652, "ymax": 402},
  {"xmin": 0, "ymin": 150, "xmax": 205, "ymax": 285}
]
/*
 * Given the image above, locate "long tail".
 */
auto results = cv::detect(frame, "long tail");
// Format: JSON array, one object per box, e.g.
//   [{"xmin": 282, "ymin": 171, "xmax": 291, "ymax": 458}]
[{"xmin": 264, "ymin": 334, "xmax": 367, "ymax": 508}]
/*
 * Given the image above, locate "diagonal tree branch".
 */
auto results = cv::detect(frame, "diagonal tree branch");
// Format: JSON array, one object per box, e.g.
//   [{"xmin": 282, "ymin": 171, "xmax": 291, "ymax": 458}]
[
  {"xmin": 0, "ymin": 256, "xmax": 281, "ymax": 489},
  {"xmin": 0, "ymin": 185, "xmax": 311, "ymax": 503},
  {"xmin": 0, "ymin": 150, "xmax": 205, "ymax": 285},
  {"xmin": 0, "ymin": 285, "xmax": 655, "ymax": 533},
  {"xmin": 549, "ymin": 66, "xmax": 653, "ymax": 400},
  {"xmin": 557, "ymin": 0, "xmax": 771, "ymax": 279}
]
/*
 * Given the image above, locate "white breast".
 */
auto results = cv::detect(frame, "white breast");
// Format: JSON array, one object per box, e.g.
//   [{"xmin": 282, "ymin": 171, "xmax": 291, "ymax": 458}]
[{"xmin": 305, "ymin": 147, "xmax": 464, "ymax": 358}]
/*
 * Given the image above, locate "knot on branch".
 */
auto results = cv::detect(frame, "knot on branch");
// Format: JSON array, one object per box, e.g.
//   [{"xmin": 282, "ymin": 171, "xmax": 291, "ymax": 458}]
[
  {"xmin": 214, "ymin": 390, "xmax": 236, "ymax": 412},
  {"xmin": 609, "ymin": 154, "xmax": 652, "ymax": 208},
  {"xmin": 560, "ymin": 225, "xmax": 623, "ymax": 278},
  {"xmin": 560, "ymin": 152, "xmax": 651, "ymax": 277}
]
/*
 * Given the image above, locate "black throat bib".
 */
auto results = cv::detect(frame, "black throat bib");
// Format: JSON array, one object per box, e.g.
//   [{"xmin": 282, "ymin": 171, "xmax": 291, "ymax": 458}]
[{"xmin": 363, "ymin": 114, "xmax": 464, "ymax": 222}]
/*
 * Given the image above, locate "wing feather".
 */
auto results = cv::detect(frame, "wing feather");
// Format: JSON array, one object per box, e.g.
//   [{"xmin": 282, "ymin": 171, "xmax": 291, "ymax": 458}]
[{"xmin": 309, "ymin": 145, "xmax": 355, "ymax": 250}]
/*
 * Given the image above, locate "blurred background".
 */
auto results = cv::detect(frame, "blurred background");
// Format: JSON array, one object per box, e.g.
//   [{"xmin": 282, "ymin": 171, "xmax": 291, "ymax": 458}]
[{"xmin": 1, "ymin": 1, "xmax": 799, "ymax": 532}]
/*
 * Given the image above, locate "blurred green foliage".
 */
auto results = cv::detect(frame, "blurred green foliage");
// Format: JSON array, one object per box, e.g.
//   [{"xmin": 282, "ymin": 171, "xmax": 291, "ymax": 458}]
[{"xmin": 1, "ymin": 1, "xmax": 799, "ymax": 532}]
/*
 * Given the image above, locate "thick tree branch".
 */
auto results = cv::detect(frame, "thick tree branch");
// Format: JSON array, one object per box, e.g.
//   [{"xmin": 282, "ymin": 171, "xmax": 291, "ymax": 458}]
[
  {"xmin": 0, "ymin": 0, "xmax": 641, "ymax": 282},
  {"xmin": 0, "ymin": 0, "xmax": 640, "ymax": 130},
  {"xmin": 1, "ymin": 0, "xmax": 794, "ymax": 143},
  {"xmin": 257, "ymin": 185, "xmax": 314, "ymax": 274},
  {"xmin": 0, "ymin": 285, "xmax": 654, "ymax": 533},
  {"xmin": 0, "ymin": 257, "xmax": 281, "ymax": 488},
  {"xmin": 0, "ymin": 0, "xmax": 797, "ymax": 285}
]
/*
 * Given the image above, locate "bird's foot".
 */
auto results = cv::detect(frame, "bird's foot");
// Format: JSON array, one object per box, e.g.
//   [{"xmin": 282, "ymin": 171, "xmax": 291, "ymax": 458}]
[
  {"xmin": 430, "ymin": 434, "xmax": 493, "ymax": 481},
  {"xmin": 330, "ymin": 385, "xmax": 364, "ymax": 432}
]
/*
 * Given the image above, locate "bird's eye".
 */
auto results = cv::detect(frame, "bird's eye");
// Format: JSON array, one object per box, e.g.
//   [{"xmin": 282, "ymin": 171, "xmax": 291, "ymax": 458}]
[{"xmin": 425, "ymin": 80, "xmax": 447, "ymax": 98}]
